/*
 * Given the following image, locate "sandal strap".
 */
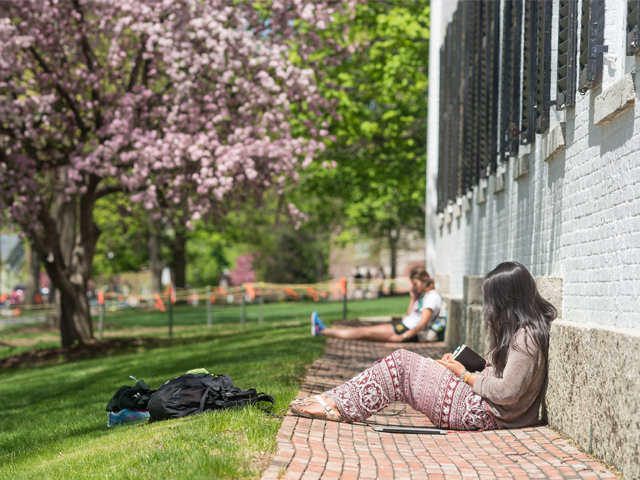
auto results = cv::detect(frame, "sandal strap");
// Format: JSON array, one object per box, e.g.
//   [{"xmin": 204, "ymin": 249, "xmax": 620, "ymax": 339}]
[{"xmin": 313, "ymin": 395, "xmax": 341, "ymax": 421}]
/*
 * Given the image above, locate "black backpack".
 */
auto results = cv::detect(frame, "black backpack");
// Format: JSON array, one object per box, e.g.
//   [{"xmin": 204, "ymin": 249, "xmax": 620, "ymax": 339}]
[{"xmin": 147, "ymin": 373, "xmax": 275, "ymax": 422}]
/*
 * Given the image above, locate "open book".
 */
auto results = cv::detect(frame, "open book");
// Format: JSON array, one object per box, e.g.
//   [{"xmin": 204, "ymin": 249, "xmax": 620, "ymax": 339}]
[{"xmin": 452, "ymin": 344, "xmax": 486, "ymax": 373}]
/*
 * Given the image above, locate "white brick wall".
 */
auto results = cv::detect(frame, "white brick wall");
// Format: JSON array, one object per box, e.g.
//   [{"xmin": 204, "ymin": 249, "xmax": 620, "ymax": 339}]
[{"xmin": 427, "ymin": 0, "xmax": 640, "ymax": 328}]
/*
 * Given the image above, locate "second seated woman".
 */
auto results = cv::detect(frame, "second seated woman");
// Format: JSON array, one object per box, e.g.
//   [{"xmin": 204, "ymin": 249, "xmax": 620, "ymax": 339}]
[{"xmin": 311, "ymin": 268, "xmax": 443, "ymax": 343}]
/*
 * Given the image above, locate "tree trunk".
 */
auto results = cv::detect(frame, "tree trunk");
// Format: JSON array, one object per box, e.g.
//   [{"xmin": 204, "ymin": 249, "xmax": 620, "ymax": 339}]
[
  {"xmin": 147, "ymin": 217, "xmax": 162, "ymax": 293},
  {"xmin": 24, "ymin": 242, "xmax": 40, "ymax": 305},
  {"xmin": 32, "ymin": 178, "xmax": 101, "ymax": 347},
  {"xmin": 39, "ymin": 234, "xmax": 94, "ymax": 347},
  {"xmin": 57, "ymin": 197, "xmax": 76, "ymax": 268},
  {"xmin": 54, "ymin": 196, "xmax": 91, "ymax": 346},
  {"xmin": 389, "ymin": 234, "xmax": 398, "ymax": 294},
  {"xmin": 172, "ymin": 230, "xmax": 187, "ymax": 289},
  {"xmin": 58, "ymin": 261, "xmax": 93, "ymax": 347},
  {"xmin": 316, "ymin": 250, "xmax": 325, "ymax": 283},
  {"xmin": 45, "ymin": 286, "xmax": 60, "ymax": 328}
]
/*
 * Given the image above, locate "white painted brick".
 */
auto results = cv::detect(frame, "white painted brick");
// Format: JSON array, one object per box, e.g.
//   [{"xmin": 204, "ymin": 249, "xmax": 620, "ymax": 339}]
[{"xmin": 427, "ymin": 0, "xmax": 640, "ymax": 329}]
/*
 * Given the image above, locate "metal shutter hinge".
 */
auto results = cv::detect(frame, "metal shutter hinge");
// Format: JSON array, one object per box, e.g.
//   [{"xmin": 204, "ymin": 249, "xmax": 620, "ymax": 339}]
[{"xmin": 591, "ymin": 45, "xmax": 608, "ymax": 59}]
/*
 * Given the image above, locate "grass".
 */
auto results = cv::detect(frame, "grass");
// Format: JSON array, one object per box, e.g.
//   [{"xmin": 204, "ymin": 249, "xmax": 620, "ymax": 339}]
[
  {"xmin": 0, "ymin": 296, "xmax": 407, "ymax": 359},
  {"xmin": 0, "ymin": 296, "xmax": 408, "ymax": 479}
]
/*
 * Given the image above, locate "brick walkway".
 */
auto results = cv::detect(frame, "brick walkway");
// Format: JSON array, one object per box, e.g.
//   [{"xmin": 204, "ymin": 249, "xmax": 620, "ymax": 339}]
[{"xmin": 262, "ymin": 329, "xmax": 618, "ymax": 479}]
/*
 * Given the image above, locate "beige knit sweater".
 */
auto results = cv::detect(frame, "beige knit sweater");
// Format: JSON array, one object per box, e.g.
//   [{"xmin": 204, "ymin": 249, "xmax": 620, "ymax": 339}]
[{"xmin": 471, "ymin": 329, "xmax": 546, "ymax": 429}]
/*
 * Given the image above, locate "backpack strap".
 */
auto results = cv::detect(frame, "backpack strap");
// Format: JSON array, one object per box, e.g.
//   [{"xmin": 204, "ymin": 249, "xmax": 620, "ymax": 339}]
[
  {"xmin": 254, "ymin": 393, "xmax": 276, "ymax": 413},
  {"xmin": 199, "ymin": 386, "xmax": 213, "ymax": 412}
]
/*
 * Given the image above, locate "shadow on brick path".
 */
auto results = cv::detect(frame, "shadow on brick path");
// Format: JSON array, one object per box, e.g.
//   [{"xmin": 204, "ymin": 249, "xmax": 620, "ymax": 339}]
[{"xmin": 262, "ymin": 327, "xmax": 619, "ymax": 480}]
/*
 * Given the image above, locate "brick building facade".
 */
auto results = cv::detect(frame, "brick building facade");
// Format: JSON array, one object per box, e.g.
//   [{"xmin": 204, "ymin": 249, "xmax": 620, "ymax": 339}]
[{"xmin": 426, "ymin": 1, "xmax": 640, "ymax": 476}]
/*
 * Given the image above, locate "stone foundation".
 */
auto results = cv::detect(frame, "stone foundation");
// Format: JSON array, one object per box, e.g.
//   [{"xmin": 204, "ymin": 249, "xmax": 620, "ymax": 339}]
[{"xmin": 547, "ymin": 320, "xmax": 640, "ymax": 478}]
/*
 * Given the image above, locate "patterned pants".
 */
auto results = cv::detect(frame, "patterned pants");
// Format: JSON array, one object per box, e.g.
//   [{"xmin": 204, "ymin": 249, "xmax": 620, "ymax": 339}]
[{"xmin": 325, "ymin": 349, "xmax": 497, "ymax": 431}]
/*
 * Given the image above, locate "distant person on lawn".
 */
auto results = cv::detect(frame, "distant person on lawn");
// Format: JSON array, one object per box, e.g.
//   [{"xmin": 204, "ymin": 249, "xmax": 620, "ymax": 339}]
[
  {"xmin": 311, "ymin": 268, "xmax": 442, "ymax": 343},
  {"xmin": 293, "ymin": 262, "xmax": 557, "ymax": 431}
]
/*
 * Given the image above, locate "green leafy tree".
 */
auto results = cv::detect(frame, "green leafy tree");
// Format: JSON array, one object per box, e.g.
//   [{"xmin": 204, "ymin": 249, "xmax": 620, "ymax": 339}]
[
  {"xmin": 297, "ymin": 0, "xmax": 430, "ymax": 279},
  {"xmin": 185, "ymin": 230, "xmax": 230, "ymax": 288},
  {"xmin": 92, "ymin": 195, "xmax": 149, "ymax": 278}
]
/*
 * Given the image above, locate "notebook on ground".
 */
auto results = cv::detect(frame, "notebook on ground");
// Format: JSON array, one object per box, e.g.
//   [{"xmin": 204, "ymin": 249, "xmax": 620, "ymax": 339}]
[{"xmin": 452, "ymin": 344, "xmax": 486, "ymax": 373}]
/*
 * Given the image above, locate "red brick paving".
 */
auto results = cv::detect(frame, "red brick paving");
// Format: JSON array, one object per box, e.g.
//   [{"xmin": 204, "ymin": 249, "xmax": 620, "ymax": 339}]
[{"xmin": 261, "ymin": 329, "xmax": 618, "ymax": 480}]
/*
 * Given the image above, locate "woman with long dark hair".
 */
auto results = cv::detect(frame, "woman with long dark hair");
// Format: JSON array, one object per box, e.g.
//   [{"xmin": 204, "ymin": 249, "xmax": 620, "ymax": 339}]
[{"xmin": 291, "ymin": 262, "xmax": 557, "ymax": 430}]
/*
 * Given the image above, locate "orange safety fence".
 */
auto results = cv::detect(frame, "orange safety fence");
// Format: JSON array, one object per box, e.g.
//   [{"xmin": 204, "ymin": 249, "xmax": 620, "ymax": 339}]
[
  {"xmin": 154, "ymin": 292, "xmax": 166, "ymax": 312},
  {"xmin": 306, "ymin": 287, "xmax": 319, "ymax": 302},
  {"xmin": 0, "ymin": 277, "xmax": 413, "ymax": 320},
  {"xmin": 284, "ymin": 287, "xmax": 300, "ymax": 301}
]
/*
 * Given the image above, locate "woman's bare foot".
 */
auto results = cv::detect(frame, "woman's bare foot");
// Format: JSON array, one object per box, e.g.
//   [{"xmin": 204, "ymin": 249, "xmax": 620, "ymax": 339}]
[
  {"xmin": 289, "ymin": 397, "xmax": 318, "ymax": 408},
  {"xmin": 291, "ymin": 394, "xmax": 342, "ymax": 421}
]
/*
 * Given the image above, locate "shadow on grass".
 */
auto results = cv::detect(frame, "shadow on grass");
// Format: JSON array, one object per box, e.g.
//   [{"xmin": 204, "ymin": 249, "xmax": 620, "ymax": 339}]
[
  {"xmin": 0, "ymin": 324, "xmax": 323, "ymax": 460},
  {"xmin": 0, "ymin": 322, "xmax": 305, "ymax": 370}
]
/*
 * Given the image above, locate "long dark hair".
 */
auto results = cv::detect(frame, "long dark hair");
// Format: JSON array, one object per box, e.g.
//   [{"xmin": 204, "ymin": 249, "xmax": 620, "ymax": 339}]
[{"xmin": 482, "ymin": 262, "xmax": 557, "ymax": 377}]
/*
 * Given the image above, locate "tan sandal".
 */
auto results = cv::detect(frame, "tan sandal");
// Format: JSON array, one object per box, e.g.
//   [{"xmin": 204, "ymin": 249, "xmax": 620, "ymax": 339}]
[{"xmin": 290, "ymin": 395, "xmax": 343, "ymax": 422}]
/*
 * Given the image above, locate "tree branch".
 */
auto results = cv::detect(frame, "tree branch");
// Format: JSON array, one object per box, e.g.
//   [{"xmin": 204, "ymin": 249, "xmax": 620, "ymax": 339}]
[
  {"xmin": 95, "ymin": 185, "xmax": 126, "ymax": 200},
  {"xmin": 127, "ymin": 46, "xmax": 145, "ymax": 92},
  {"xmin": 28, "ymin": 46, "xmax": 89, "ymax": 136},
  {"xmin": 33, "ymin": 200, "xmax": 76, "ymax": 300},
  {"xmin": 71, "ymin": 0, "xmax": 104, "ymax": 130}
]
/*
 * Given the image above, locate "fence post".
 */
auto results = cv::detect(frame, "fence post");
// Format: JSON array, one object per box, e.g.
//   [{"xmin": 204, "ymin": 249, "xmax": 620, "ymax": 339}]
[
  {"xmin": 97, "ymin": 290, "xmax": 105, "ymax": 340},
  {"xmin": 240, "ymin": 294, "xmax": 246, "ymax": 327},
  {"xmin": 168, "ymin": 286, "xmax": 173, "ymax": 339},
  {"xmin": 259, "ymin": 284, "xmax": 264, "ymax": 326},
  {"xmin": 206, "ymin": 286, "xmax": 212, "ymax": 328},
  {"xmin": 341, "ymin": 277, "xmax": 348, "ymax": 320}
]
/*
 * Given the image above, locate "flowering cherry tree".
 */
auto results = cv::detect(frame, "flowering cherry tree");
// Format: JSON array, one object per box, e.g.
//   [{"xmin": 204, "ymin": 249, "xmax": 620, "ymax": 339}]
[{"xmin": 0, "ymin": 0, "xmax": 351, "ymax": 346}]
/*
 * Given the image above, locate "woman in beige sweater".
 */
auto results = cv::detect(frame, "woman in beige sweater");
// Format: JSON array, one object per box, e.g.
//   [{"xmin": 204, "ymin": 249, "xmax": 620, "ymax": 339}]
[{"xmin": 291, "ymin": 262, "xmax": 557, "ymax": 430}]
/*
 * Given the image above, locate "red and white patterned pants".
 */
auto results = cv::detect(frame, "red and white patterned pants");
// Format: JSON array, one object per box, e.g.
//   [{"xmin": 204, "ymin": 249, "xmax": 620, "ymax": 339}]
[{"xmin": 325, "ymin": 349, "xmax": 497, "ymax": 431}]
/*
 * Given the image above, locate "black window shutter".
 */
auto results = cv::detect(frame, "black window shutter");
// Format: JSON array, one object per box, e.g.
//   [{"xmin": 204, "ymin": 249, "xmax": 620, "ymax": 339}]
[
  {"xmin": 627, "ymin": 0, "xmax": 640, "ymax": 55},
  {"xmin": 467, "ymin": 1, "xmax": 483, "ymax": 191},
  {"xmin": 442, "ymin": 25, "xmax": 451, "ymax": 210},
  {"xmin": 501, "ymin": 0, "xmax": 523, "ymax": 161},
  {"xmin": 445, "ymin": 28, "xmax": 453, "ymax": 210},
  {"xmin": 461, "ymin": 0, "xmax": 474, "ymax": 195},
  {"xmin": 521, "ymin": 0, "xmax": 539, "ymax": 145},
  {"xmin": 448, "ymin": 13, "xmax": 461, "ymax": 203},
  {"xmin": 535, "ymin": 0, "xmax": 553, "ymax": 134},
  {"xmin": 556, "ymin": 0, "xmax": 579, "ymax": 110},
  {"xmin": 479, "ymin": 0, "xmax": 499, "ymax": 176},
  {"xmin": 445, "ymin": 23, "xmax": 456, "ymax": 203},
  {"xmin": 579, "ymin": 0, "xmax": 605, "ymax": 93},
  {"xmin": 478, "ymin": 0, "xmax": 489, "ymax": 176},
  {"xmin": 437, "ymin": 44, "xmax": 446, "ymax": 213},
  {"xmin": 440, "ymin": 22, "xmax": 455, "ymax": 211},
  {"xmin": 488, "ymin": 0, "xmax": 500, "ymax": 174}
]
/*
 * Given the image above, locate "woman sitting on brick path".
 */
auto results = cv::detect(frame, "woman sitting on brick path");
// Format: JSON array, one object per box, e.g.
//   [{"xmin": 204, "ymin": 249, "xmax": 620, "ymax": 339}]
[
  {"xmin": 311, "ymin": 268, "xmax": 443, "ymax": 343},
  {"xmin": 291, "ymin": 262, "xmax": 557, "ymax": 430}
]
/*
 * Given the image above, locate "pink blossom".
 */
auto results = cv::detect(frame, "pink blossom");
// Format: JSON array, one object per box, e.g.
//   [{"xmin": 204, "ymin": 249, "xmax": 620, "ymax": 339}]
[
  {"xmin": 229, "ymin": 254, "xmax": 256, "ymax": 286},
  {"xmin": 0, "ymin": 0, "xmax": 357, "ymax": 273}
]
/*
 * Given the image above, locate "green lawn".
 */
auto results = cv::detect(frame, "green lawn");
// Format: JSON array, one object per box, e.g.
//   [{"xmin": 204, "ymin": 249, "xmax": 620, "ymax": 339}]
[
  {"xmin": 0, "ymin": 296, "xmax": 407, "ymax": 360},
  {"xmin": 0, "ymin": 297, "xmax": 407, "ymax": 479}
]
